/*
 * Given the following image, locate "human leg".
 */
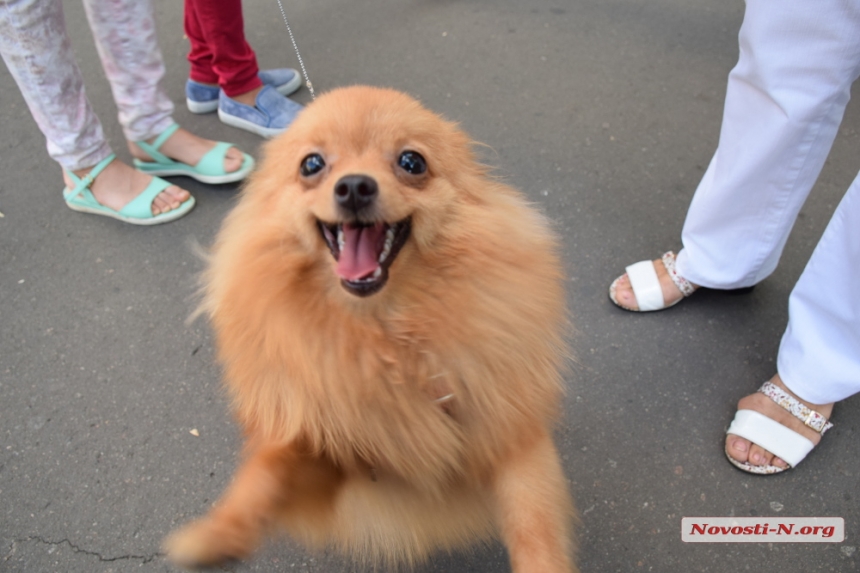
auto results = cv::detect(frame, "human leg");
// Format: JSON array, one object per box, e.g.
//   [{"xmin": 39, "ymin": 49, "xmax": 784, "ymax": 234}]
[
  {"xmin": 82, "ymin": 0, "xmax": 174, "ymax": 142},
  {"xmin": 184, "ymin": 0, "xmax": 260, "ymax": 97},
  {"xmin": 777, "ymin": 173, "xmax": 860, "ymax": 405},
  {"xmin": 181, "ymin": 0, "xmax": 302, "ymax": 135},
  {"xmin": 183, "ymin": 0, "xmax": 301, "ymax": 110},
  {"xmin": 725, "ymin": 169, "xmax": 860, "ymax": 472},
  {"xmin": 611, "ymin": 0, "xmax": 860, "ymax": 310},
  {"xmin": 83, "ymin": 0, "xmax": 249, "ymax": 181},
  {"xmin": 676, "ymin": 0, "xmax": 860, "ymax": 287},
  {"xmin": 0, "ymin": 0, "xmax": 190, "ymax": 219},
  {"xmin": 0, "ymin": 0, "xmax": 110, "ymax": 171}
]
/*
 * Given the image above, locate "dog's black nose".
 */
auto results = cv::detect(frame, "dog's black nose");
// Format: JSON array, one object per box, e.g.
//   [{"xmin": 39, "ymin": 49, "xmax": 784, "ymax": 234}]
[{"xmin": 334, "ymin": 175, "xmax": 378, "ymax": 214}]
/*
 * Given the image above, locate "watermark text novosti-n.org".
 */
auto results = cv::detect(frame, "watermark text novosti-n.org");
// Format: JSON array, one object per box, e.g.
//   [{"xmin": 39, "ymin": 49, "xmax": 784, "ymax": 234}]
[{"xmin": 681, "ymin": 517, "xmax": 844, "ymax": 543}]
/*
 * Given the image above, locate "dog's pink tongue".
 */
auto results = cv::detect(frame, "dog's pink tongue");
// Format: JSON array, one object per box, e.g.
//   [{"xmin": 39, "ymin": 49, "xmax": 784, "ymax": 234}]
[{"xmin": 337, "ymin": 223, "xmax": 385, "ymax": 281}]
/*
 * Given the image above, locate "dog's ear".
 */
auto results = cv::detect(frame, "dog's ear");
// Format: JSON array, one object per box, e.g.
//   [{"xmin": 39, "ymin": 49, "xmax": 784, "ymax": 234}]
[{"xmin": 427, "ymin": 127, "xmax": 492, "ymax": 193}]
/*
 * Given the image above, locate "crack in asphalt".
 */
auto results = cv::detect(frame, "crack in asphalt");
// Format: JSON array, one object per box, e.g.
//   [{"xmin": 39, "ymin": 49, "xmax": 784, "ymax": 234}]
[{"xmin": 16, "ymin": 536, "xmax": 161, "ymax": 564}]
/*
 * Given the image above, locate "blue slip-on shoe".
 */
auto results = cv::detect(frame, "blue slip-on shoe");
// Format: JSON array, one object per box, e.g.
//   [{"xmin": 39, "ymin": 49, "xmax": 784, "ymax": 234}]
[
  {"xmin": 64, "ymin": 153, "xmax": 195, "ymax": 225},
  {"xmin": 186, "ymin": 68, "xmax": 302, "ymax": 114},
  {"xmin": 258, "ymin": 68, "xmax": 303, "ymax": 96},
  {"xmin": 186, "ymin": 80, "xmax": 222, "ymax": 114},
  {"xmin": 217, "ymin": 85, "xmax": 303, "ymax": 138}
]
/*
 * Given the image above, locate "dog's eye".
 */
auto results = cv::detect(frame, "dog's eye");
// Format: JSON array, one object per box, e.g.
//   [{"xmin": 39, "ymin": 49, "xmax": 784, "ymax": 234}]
[
  {"xmin": 397, "ymin": 151, "xmax": 427, "ymax": 175},
  {"xmin": 300, "ymin": 153, "xmax": 326, "ymax": 177}
]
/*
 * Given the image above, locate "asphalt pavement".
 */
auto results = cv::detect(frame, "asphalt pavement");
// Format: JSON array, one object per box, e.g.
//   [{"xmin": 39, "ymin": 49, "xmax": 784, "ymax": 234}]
[{"xmin": 2, "ymin": 0, "xmax": 858, "ymax": 572}]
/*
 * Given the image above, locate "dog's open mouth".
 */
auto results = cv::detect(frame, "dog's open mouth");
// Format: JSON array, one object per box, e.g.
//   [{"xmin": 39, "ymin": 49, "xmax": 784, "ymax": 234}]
[{"xmin": 318, "ymin": 219, "xmax": 411, "ymax": 296}]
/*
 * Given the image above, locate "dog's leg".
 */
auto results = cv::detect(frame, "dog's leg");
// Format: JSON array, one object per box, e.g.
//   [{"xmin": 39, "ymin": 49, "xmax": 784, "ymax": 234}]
[
  {"xmin": 164, "ymin": 442, "xmax": 341, "ymax": 569},
  {"xmin": 492, "ymin": 430, "xmax": 578, "ymax": 573}
]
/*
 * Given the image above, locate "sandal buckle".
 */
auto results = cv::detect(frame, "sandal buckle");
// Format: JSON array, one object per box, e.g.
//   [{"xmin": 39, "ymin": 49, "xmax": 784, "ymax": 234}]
[{"xmin": 803, "ymin": 410, "xmax": 825, "ymax": 433}]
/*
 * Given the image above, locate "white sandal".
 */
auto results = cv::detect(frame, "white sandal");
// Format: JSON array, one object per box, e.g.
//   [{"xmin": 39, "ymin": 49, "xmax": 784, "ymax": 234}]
[
  {"xmin": 608, "ymin": 251, "xmax": 695, "ymax": 311},
  {"xmin": 725, "ymin": 381, "xmax": 833, "ymax": 475}
]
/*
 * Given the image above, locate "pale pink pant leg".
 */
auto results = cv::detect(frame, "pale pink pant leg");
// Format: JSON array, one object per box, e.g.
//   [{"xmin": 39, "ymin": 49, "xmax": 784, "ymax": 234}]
[{"xmin": 0, "ymin": 0, "xmax": 173, "ymax": 172}]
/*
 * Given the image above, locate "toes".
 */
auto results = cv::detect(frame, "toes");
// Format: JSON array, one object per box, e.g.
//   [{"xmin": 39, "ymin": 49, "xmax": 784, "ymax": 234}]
[
  {"xmin": 745, "ymin": 442, "xmax": 788, "ymax": 469},
  {"xmin": 726, "ymin": 434, "xmax": 751, "ymax": 463},
  {"xmin": 747, "ymin": 443, "xmax": 771, "ymax": 467},
  {"xmin": 223, "ymin": 147, "xmax": 243, "ymax": 173},
  {"xmin": 150, "ymin": 194, "xmax": 170, "ymax": 215},
  {"xmin": 612, "ymin": 275, "xmax": 640, "ymax": 310},
  {"xmin": 618, "ymin": 291, "xmax": 638, "ymax": 309},
  {"xmin": 163, "ymin": 184, "xmax": 191, "ymax": 205},
  {"xmin": 727, "ymin": 434, "xmax": 789, "ymax": 469},
  {"xmin": 727, "ymin": 434, "xmax": 785, "ymax": 469},
  {"xmin": 612, "ymin": 258, "xmax": 685, "ymax": 310},
  {"xmin": 771, "ymin": 456, "xmax": 790, "ymax": 469},
  {"xmin": 151, "ymin": 186, "xmax": 188, "ymax": 215}
]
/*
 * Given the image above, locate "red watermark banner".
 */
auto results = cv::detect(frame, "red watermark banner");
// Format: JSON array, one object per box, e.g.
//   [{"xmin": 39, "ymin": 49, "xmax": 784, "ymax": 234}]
[{"xmin": 682, "ymin": 517, "xmax": 844, "ymax": 543}]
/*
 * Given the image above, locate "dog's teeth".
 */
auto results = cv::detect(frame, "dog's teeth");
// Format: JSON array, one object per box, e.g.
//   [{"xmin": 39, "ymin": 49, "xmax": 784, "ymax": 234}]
[
  {"xmin": 379, "ymin": 228, "xmax": 395, "ymax": 263},
  {"xmin": 372, "ymin": 267, "xmax": 382, "ymax": 279},
  {"xmin": 337, "ymin": 226, "xmax": 345, "ymax": 251}
]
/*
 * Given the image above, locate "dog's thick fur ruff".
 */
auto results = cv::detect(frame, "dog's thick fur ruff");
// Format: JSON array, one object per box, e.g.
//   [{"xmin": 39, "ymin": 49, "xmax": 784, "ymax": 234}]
[{"xmin": 165, "ymin": 86, "xmax": 577, "ymax": 573}]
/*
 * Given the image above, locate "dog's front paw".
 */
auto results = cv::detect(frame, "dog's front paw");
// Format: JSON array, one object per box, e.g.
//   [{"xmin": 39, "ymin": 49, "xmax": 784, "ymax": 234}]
[{"xmin": 163, "ymin": 518, "xmax": 252, "ymax": 570}]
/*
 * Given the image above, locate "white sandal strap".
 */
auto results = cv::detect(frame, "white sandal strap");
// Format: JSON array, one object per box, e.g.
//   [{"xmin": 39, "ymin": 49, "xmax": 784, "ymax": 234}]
[
  {"xmin": 625, "ymin": 260, "xmax": 664, "ymax": 311},
  {"xmin": 759, "ymin": 381, "xmax": 833, "ymax": 434},
  {"xmin": 660, "ymin": 251, "xmax": 695, "ymax": 297},
  {"xmin": 726, "ymin": 409, "xmax": 815, "ymax": 467}
]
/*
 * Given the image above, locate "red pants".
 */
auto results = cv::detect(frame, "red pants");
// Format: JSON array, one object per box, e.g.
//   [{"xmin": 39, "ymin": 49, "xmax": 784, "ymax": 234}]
[{"xmin": 184, "ymin": 0, "xmax": 261, "ymax": 97}]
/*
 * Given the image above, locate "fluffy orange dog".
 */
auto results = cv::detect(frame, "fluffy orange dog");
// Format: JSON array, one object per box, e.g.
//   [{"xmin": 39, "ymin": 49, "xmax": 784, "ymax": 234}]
[{"xmin": 165, "ymin": 86, "xmax": 577, "ymax": 573}]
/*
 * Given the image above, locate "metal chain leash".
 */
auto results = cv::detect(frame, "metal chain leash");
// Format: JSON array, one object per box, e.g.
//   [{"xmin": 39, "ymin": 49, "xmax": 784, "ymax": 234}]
[{"xmin": 275, "ymin": 0, "xmax": 316, "ymax": 100}]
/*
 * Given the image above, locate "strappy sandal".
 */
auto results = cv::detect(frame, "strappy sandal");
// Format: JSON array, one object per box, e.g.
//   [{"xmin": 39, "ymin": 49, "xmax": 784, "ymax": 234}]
[
  {"xmin": 63, "ymin": 154, "xmax": 195, "ymax": 225},
  {"xmin": 133, "ymin": 123, "xmax": 254, "ymax": 185},
  {"xmin": 725, "ymin": 381, "xmax": 833, "ymax": 475},
  {"xmin": 608, "ymin": 251, "xmax": 695, "ymax": 311}
]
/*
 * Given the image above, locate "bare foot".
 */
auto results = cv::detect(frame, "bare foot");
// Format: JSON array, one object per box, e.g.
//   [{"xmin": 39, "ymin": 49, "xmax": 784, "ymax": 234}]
[
  {"xmin": 612, "ymin": 259, "xmax": 698, "ymax": 310},
  {"xmin": 129, "ymin": 126, "xmax": 244, "ymax": 174},
  {"xmin": 725, "ymin": 374, "xmax": 834, "ymax": 469},
  {"xmin": 64, "ymin": 159, "xmax": 190, "ymax": 216}
]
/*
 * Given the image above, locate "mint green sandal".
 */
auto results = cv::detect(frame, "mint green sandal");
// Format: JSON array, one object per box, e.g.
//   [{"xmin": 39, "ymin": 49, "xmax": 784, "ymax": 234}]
[
  {"xmin": 133, "ymin": 123, "xmax": 254, "ymax": 184},
  {"xmin": 63, "ymin": 154, "xmax": 195, "ymax": 225}
]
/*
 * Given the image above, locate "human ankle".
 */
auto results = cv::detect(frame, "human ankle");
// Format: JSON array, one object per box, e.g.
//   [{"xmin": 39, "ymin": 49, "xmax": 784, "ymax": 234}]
[
  {"xmin": 232, "ymin": 86, "xmax": 264, "ymax": 107},
  {"xmin": 771, "ymin": 374, "xmax": 833, "ymax": 414}
]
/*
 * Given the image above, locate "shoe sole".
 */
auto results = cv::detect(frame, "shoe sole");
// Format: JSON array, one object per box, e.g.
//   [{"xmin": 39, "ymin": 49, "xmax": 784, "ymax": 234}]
[
  {"xmin": 136, "ymin": 154, "xmax": 255, "ymax": 185},
  {"xmin": 274, "ymin": 73, "xmax": 303, "ymax": 97},
  {"xmin": 187, "ymin": 98, "xmax": 218, "ymax": 114},
  {"xmin": 218, "ymin": 109, "xmax": 286, "ymax": 139},
  {"xmin": 186, "ymin": 73, "xmax": 303, "ymax": 115},
  {"xmin": 725, "ymin": 447, "xmax": 788, "ymax": 475},
  {"xmin": 64, "ymin": 192, "xmax": 196, "ymax": 225},
  {"xmin": 136, "ymin": 165, "xmax": 253, "ymax": 185}
]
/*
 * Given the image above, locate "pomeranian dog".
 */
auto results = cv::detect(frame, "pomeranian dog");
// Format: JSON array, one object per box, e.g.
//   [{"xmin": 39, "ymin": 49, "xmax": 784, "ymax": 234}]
[{"xmin": 165, "ymin": 86, "xmax": 577, "ymax": 573}]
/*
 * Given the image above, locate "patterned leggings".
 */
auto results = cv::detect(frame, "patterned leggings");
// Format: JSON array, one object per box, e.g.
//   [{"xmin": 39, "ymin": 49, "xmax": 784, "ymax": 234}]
[{"xmin": 0, "ymin": 0, "xmax": 175, "ymax": 171}]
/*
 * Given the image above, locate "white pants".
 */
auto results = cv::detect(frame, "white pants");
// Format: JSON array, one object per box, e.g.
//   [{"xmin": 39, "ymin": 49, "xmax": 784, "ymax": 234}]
[
  {"xmin": 0, "ymin": 0, "xmax": 174, "ymax": 171},
  {"xmin": 674, "ymin": 0, "xmax": 860, "ymax": 404}
]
